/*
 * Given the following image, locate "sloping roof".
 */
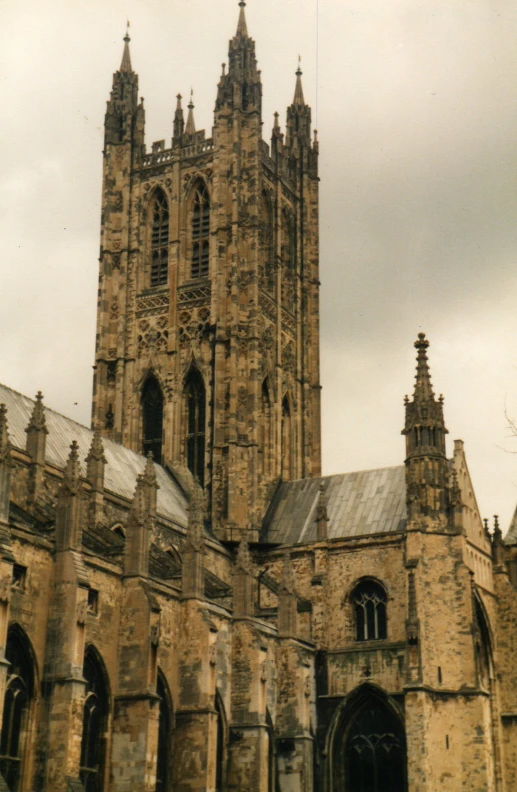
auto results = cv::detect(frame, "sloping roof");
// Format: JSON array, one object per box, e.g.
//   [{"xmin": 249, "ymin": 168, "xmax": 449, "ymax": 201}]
[
  {"xmin": 504, "ymin": 503, "xmax": 517, "ymax": 544},
  {"xmin": 0, "ymin": 383, "xmax": 188, "ymax": 530},
  {"xmin": 262, "ymin": 466, "xmax": 407, "ymax": 545}
]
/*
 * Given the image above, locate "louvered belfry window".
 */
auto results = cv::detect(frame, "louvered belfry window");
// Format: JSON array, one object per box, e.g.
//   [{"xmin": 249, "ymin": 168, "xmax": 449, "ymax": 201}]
[
  {"xmin": 185, "ymin": 370, "xmax": 206, "ymax": 486},
  {"xmin": 191, "ymin": 183, "xmax": 210, "ymax": 279},
  {"xmin": 0, "ymin": 630, "xmax": 34, "ymax": 792},
  {"xmin": 151, "ymin": 190, "xmax": 169, "ymax": 287}
]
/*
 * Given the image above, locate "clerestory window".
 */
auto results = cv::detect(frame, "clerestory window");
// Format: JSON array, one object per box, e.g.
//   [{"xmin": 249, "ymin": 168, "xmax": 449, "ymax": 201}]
[
  {"xmin": 150, "ymin": 191, "xmax": 169, "ymax": 288},
  {"xmin": 353, "ymin": 580, "xmax": 387, "ymax": 642},
  {"xmin": 191, "ymin": 183, "xmax": 210, "ymax": 279}
]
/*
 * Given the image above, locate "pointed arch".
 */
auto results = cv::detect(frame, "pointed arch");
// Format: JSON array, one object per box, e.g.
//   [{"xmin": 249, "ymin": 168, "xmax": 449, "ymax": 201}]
[
  {"xmin": 141, "ymin": 374, "xmax": 164, "ymax": 465},
  {"xmin": 149, "ymin": 188, "xmax": 170, "ymax": 288},
  {"xmin": 0, "ymin": 625, "xmax": 37, "ymax": 792},
  {"xmin": 329, "ymin": 684, "xmax": 407, "ymax": 792},
  {"xmin": 156, "ymin": 669, "xmax": 174, "ymax": 792},
  {"xmin": 473, "ymin": 592, "xmax": 494, "ymax": 690},
  {"xmin": 215, "ymin": 691, "xmax": 228, "ymax": 792},
  {"xmin": 281, "ymin": 394, "xmax": 293, "ymax": 481},
  {"xmin": 183, "ymin": 368, "xmax": 206, "ymax": 486},
  {"xmin": 349, "ymin": 578, "xmax": 388, "ymax": 642},
  {"xmin": 189, "ymin": 180, "xmax": 210, "ymax": 280},
  {"xmin": 80, "ymin": 645, "xmax": 110, "ymax": 792}
]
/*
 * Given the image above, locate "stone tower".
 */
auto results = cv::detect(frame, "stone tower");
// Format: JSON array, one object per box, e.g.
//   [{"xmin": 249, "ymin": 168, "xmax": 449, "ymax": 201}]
[{"xmin": 91, "ymin": 3, "xmax": 321, "ymax": 542}]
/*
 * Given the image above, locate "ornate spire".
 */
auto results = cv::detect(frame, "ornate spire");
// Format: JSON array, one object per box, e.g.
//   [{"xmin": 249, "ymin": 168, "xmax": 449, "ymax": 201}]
[
  {"xmin": 120, "ymin": 23, "xmax": 132, "ymax": 72},
  {"xmin": 413, "ymin": 333, "xmax": 434, "ymax": 402},
  {"xmin": 26, "ymin": 391, "xmax": 48, "ymax": 434},
  {"xmin": 0, "ymin": 405, "xmax": 10, "ymax": 465},
  {"xmin": 173, "ymin": 93, "xmax": 185, "ymax": 141},
  {"xmin": 185, "ymin": 91, "xmax": 196, "ymax": 136},
  {"xmin": 236, "ymin": 0, "xmax": 249, "ymax": 37},
  {"xmin": 63, "ymin": 441, "xmax": 82, "ymax": 494},
  {"xmin": 293, "ymin": 57, "xmax": 305, "ymax": 105}
]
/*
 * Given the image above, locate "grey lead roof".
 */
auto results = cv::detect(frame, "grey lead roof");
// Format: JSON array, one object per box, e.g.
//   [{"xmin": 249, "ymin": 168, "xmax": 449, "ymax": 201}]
[
  {"xmin": 262, "ymin": 466, "xmax": 407, "ymax": 545},
  {"xmin": 0, "ymin": 383, "xmax": 188, "ymax": 530}
]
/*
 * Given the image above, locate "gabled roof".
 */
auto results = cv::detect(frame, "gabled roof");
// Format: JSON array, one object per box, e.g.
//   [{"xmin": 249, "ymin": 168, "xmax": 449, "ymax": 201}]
[
  {"xmin": 262, "ymin": 466, "xmax": 407, "ymax": 545},
  {"xmin": 0, "ymin": 383, "xmax": 188, "ymax": 530}
]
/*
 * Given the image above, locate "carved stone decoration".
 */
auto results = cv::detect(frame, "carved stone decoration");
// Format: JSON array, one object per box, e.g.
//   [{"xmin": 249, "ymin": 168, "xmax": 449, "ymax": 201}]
[
  {"xmin": 209, "ymin": 643, "xmax": 217, "ymax": 666},
  {"xmin": 0, "ymin": 576, "xmax": 11, "ymax": 604},
  {"xmin": 237, "ymin": 387, "xmax": 248, "ymax": 426},
  {"xmin": 137, "ymin": 315, "xmax": 169, "ymax": 356},
  {"xmin": 110, "ymin": 299, "xmax": 119, "ymax": 321},
  {"xmin": 76, "ymin": 599, "xmax": 88, "ymax": 626},
  {"xmin": 282, "ymin": 341, "xmax": 295, "ymax": 374},
  {"xmin": 150, "ymin": 623, "xmax": 160, "ymax": 647}
]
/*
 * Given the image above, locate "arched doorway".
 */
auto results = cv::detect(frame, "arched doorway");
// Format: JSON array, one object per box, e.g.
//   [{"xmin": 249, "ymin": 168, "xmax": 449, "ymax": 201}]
[{"xmin": 332, "ymin": 687, "xmax": 406, "ymax": 792}]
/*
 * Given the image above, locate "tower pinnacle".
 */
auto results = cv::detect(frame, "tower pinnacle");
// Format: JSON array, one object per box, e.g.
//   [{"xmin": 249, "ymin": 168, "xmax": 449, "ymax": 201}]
[
  {"xmin": 293, "ymin": 57, "xmax": 305, "ymax": 105},
  {"xmin": 120, "ymin": 24, "xmax": 132, "ymax": 72},
  {"xmin": 413, "ymin": 332, "xmax": 434, "ymax": 402},
  {"xmin": 185, "ymin": 90, "xmax": 196, "ymax": 136},
  {"xmin": 237, "ymin": 1, "xmax": 249, "ymax": 37}
]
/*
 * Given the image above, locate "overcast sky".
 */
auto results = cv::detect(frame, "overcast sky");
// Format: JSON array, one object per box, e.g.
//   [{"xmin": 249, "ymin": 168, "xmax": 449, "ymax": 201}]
[{"xmin": 1, "ymin": 0, "xmax": 517, "ymax": 531}]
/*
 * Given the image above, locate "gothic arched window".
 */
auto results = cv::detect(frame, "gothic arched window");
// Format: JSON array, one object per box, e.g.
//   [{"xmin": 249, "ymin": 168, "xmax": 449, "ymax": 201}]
[
  {"xmin": 260, "ymin": 380, "xmax": 273, "ymax": 479},
  {"xmin": 0, "ymin": 627, "xmax": 35, "ymax": 792},
  {"xmin": 80, "ymin": 647, "xmax": 109, "ymax": 792},
  {"xmin": 150, "ymin": 190, "xmax": 169, "ymax": 288},
  {"xmin": 281, "ymin": 396, "xmax": 293, "ymax": 481},
  {"xmin": 341, "ymin": 692, "xmax": 406, "ymax": 792},
  {"xmin": 184, "ymin": 370, "xmax": 206, "ymax": 486},
  {"xmin": 156, "ymin": 671, "xmax": 173, "ymax": 792},
  {"xmin": 215, "ymin": 692, "xmax": 227, "ymax": 792},
  {"xmin": 352, "ymin": 580, "xmax": 387, "ymax": 642},
  {"xmin": 142, "ymin": 376, "xmax": 164, "ymax": 465},
  {"xmin": 191, "ymin": 183, "xmax": 210, "ymax": 280}
]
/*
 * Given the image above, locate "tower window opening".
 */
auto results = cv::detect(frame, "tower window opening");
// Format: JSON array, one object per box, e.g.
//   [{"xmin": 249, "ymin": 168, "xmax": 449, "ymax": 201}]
[
  {"xmin": 150, "ymin": 191, "xmax": 169, "ymax": 287},
  {"xmin": 142, "ymin": 376, "xmax": 164, "ymax": 465},
  {"xmin": 191, "ymin": 183, "xmax": 210, "ymax": 279},
  {"xmin": 353, "ymin": 580, "xmax": 387, "ymax": 642},
  {"xmin": 185, "ymin": 370, "xmax": 206, "ymax": 486}
]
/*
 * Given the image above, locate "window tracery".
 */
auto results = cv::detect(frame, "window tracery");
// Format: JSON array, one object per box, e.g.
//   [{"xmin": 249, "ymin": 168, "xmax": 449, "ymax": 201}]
[
  {"xmin": 352, "ymin": 580, "xmax": 387, "ymax": 642},
  {"xmin": 191, "ymin": 183, "xmax": 210, "ymax": 280},
  {"xmin": 150, "ymin": 190, "xmax": 169, "ymax": 288}
]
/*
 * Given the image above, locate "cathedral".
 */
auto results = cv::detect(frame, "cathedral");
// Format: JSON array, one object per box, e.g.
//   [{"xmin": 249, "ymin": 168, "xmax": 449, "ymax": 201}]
[{"xmin": 1, "ymin": 3, "xmax": 517, "ymax": 790}]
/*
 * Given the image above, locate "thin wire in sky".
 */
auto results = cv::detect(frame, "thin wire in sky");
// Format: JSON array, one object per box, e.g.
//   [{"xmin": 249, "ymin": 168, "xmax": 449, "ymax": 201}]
[{"xmin": 316, "ymin": 0, "xmax": 319, "ymax": 128}]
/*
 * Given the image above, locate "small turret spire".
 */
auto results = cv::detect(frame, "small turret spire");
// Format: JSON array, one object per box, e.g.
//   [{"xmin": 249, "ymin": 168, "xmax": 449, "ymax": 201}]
[
  {"xmin": 173, "ymin": 93, "xmax": 185, "ymax": 142},
  {"xmin": 413, "ymin": 333, "xmax": 434, "ymax": 401},
  {"xmin": 236, "ymin": 1, "xmax": 249, "ymax": 37},
  {"xmin": 120, "ymin": 22, "xmax": 132, "ymax": 72},
  {"xmin": 293, "ymin": 56, "xmax": 305, "ymax": 105},
  {"xmin": 185, "ymin": 90, "xmax": 196, "ymax": 136}
]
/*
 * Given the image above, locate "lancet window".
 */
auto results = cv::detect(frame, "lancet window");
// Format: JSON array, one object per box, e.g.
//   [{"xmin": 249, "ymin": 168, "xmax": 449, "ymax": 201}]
[
  {"xmin": 142, "ymin": 376, "xmax": 164, "ymax": 465},
  {"xmin": 0, "ymin": 627, "xmax": 35, "ymax": 792},
  {"xmin": 352, "ymin": 580, "xmax": 387, "ymax": 642},
  {"xmin": 184, "ymin": 369, "xmax": 206, "ymax": 486},
  {"xmin": 156, "ymin": 671, "xmax": 173, "ymax": 792},
  {"xmin": 191, "ymin": 183, "xmax": 210, "ymax": 279},
  {"xmin": 281, "ymin": 396, "xmax": 293, "ymax": 481},
  {"xmin": 215, "ymin": 692, "xmax": 227, "ymax": 792},
  {"xmin": 79, "ymin": 647, "xmax": 109, "ymax": 792},
  {"xmin": 150, "ymin": 190, "xmax": 169, "ymax": 287}
]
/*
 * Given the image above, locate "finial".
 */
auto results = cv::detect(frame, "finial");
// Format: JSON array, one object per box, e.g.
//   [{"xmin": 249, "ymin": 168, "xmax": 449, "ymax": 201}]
[
  {"xmin": 124, "ymin": 19, "xmax": 130, "ymax": 43},
  {"xmin": 143, "ymin": 451, "xmax": 158, "ymax": 489},
  {"xmin": 63, "ymin": 440, "xmax": 81, "ymax": 493},
  {"xmin": 120, "ymin": 22, "xmax": 132, "ymax": 72},
  {"xmin": 185, "ymin": 90, "xmax": 196, "ymax": 136},
  {"xmin": 221, "ymin": 63, "xmax": 226, "ymax": 76},
  {"xmin": 412, "ymin": 332, "xmax": 435, "ymax": 402},
  {"xmin": 26, "ymin": 391, "xmax": 48, "ymax": 434},
  {"xmin": 176, "ymin": 93, "xmax": 182, "ymax": 105},
  {"xmin": 297, "ymin": 55, "xmax": 302, "ymax": 76},
  {"xmin": 130, "ymin": 474, "xmax": 146, "ymax": 522},
  {"xmin": 87, "ymin": 431, "xmax": 106, "ymax": 463}
]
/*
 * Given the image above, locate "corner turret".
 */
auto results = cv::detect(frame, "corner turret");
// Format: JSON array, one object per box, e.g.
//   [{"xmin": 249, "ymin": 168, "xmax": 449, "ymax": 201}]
[{"xmin": 104, "ymin": 27, "xmax": 145, "ymax": 151}]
